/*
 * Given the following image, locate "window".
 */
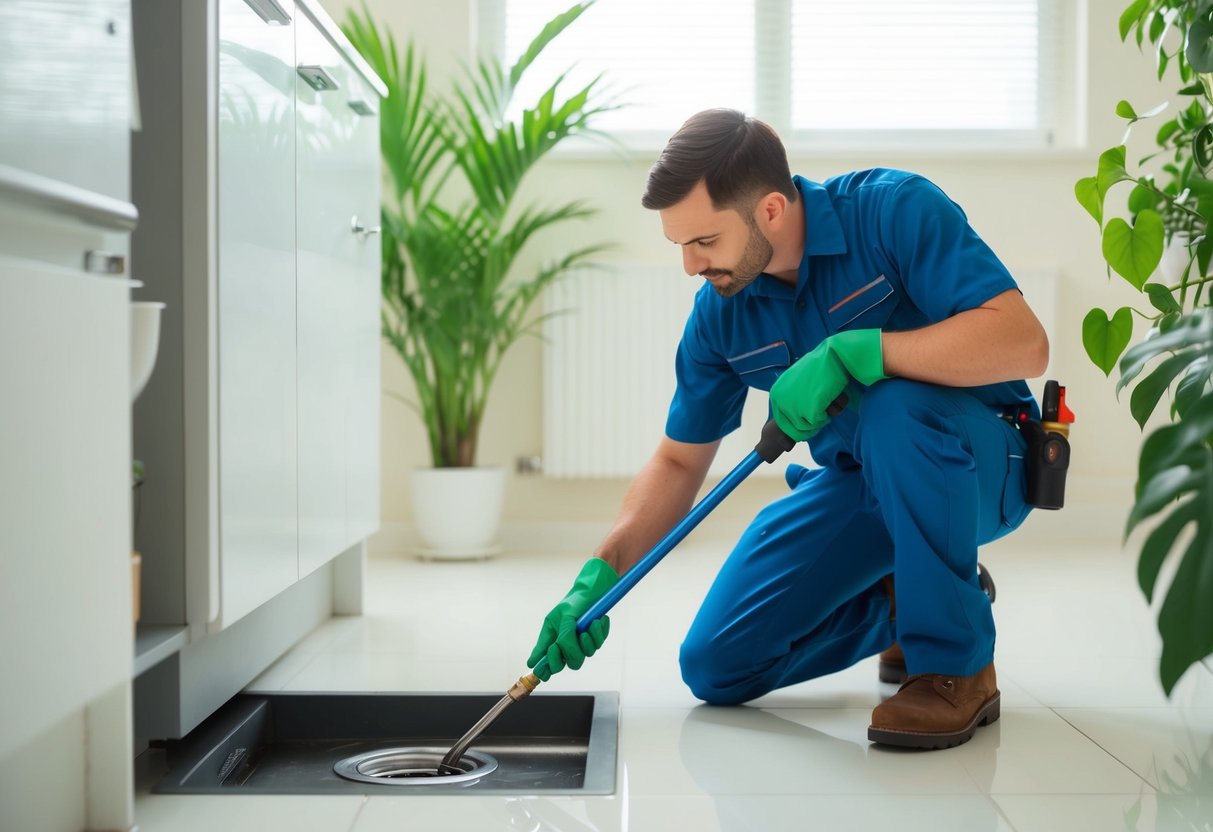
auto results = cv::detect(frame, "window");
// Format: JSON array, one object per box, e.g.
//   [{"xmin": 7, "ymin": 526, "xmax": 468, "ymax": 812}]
[{"xmin": 477, "ymin": 0, "xmax": 1070, "ymax": 149}]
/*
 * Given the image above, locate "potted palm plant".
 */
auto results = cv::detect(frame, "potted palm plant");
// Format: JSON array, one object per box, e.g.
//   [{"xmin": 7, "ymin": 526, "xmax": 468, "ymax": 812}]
[
  {"xmin": 1075, "ymin": 0, "xmax": 1213, "ymax": 695},
  {"xmin": 343, "ymin": 2, "xmax": 614, "ymax": 558}
]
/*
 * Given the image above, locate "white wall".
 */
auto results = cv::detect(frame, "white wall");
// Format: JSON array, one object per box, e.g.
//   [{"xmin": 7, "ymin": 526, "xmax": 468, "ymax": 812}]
[{"xmin": 326, "ymin": 0, "xmax": 1170, "ymax": 542}]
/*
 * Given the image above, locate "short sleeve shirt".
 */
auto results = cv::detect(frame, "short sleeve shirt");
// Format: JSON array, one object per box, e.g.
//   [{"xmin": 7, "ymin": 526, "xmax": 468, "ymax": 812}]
[{"xmin": 665, "ymin": 169, "xmax": 1037, "ymax": 465}]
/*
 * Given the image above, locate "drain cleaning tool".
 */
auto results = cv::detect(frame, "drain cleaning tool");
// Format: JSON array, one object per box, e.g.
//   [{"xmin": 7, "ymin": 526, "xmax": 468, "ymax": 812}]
[{"xmin": 436, "ymin": 410, "xmax": 827, "ymax": 774}]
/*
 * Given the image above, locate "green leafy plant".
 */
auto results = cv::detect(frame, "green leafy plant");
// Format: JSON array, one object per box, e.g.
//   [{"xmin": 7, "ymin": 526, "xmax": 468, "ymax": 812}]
[
  {"xmin": 1076, "ymin": 0, "xmax": 1213, "ymax": 694},
  {"xmin": 342, "ymin": 3, "xmax": 614, "ymax": 467}
]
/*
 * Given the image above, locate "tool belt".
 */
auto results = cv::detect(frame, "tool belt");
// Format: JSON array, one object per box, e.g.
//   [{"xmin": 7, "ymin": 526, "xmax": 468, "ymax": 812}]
[{"xmin": 1001, "ymin": 380, "xmax": 1074, "ymax": 510}]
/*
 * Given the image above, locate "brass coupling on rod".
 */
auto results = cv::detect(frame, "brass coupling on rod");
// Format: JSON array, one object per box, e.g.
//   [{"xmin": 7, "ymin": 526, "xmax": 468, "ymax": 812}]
[{"xmin": 507, "ymin": 672, "xmax": 541, "ymax": 702}]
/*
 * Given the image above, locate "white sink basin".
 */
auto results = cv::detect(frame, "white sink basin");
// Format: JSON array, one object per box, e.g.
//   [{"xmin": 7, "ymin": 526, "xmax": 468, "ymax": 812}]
[{"xmin": 131, "ymin": 301, "xmax": 165, "ymax": 403}]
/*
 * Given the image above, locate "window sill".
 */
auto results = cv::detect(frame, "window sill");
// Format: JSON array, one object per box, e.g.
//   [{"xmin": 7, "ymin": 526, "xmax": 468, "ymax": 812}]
[{"xmin": 546, "ymin": 134, "xmax": 1096, "ymax": 164}]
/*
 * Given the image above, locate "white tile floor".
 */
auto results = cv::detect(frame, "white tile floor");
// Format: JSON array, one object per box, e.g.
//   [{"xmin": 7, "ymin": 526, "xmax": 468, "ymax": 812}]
[{"xmin": 134, "ymin": 536, "xmax": 1213, "ymax": 832}]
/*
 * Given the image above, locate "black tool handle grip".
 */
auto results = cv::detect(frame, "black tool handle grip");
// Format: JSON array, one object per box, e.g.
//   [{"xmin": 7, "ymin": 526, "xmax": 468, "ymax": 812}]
[
  {"xmin": 755, "ymin": 419, "xmax": 795, "ymax": 462},
  {"xmin": 757, "ymin": 393, "xmax": 849, "ymax": 461}
]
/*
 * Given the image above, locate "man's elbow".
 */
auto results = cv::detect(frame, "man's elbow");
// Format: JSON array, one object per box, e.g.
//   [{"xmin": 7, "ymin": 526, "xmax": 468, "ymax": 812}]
[{"xmin": 1024, "ymin": 326, "xmax": 1050, "ymax": 379}]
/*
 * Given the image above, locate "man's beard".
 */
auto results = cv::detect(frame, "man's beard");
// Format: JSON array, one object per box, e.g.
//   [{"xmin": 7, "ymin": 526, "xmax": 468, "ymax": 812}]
[{"xmin": 701, "ymin": 221, "xmax": 774, "ymax": 298}]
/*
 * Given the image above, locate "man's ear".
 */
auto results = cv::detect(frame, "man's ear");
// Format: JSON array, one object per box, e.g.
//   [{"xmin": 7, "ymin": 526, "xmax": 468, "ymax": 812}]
[{"xmin": 756, "ymin": 191, "xmax": 788, "ymax": 230}]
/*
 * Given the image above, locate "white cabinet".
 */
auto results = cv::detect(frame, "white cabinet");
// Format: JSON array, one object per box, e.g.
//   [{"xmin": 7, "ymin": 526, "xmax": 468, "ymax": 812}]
[
  {"xmin": 217, "ymin": 0, "xmax": 300, "ymax": 626},
  {"xmin": 0, "ymin": 256, "xmax": 133, "ymax": 760},
  {"xmin": 130, "ymin": 0, "xmax": 383, "ymax": 738},
  {"xmin": 0, "ymin": 5, "xmax": 137, "ymax": 827}
]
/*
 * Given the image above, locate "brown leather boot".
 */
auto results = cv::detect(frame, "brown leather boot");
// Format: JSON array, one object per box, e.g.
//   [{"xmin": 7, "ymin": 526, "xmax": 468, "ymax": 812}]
[
  {"xmin": 868, "ymin": 662, "xmax": 1000, "ymax": 749},
  {"xmin": 878, "ymin": 643, "xmax": 906, "ymax": 684}
]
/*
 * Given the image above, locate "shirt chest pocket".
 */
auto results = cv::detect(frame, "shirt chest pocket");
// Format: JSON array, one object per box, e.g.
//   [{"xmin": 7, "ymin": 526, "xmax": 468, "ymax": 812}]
[
  {"xmin": 827, "ymin": 274, "xmax": 897, "ymax": 332},
  {"xmin": 726, "ymin": 341, "xmax": 791, "ymax": 391}
]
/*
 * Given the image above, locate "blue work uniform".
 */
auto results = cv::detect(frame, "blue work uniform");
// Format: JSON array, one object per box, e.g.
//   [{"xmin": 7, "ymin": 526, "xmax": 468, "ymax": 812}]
[{"xmin": 669, "ymin": 169, "xmax": 1037, "ymax": 705}]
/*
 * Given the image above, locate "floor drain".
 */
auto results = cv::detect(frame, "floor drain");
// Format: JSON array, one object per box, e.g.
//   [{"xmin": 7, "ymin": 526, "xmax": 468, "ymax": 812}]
[{"xmin": 332, "ymin": 747, "xmax": 498, "ymax": 787}]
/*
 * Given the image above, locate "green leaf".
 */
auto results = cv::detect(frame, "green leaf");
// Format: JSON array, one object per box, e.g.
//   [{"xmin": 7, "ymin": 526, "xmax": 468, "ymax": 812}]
[
  {"xmin": 1187, "ymin": 17, "xmax": 1213, "ymax": 73},
  {"xmin": 1129, "ymin": 383, "xmax": 1213, "ymax": 696},
  {"xmin": 1180, "ymin": 81, "xmax": 1207, "ymax": 95},
  {"xmin": 1129, "ymin": 351, "xmax": 1194, "ymax": 427},
  {"xmin": 1122, "ymin": 311, "xmax": 1213, "ymax": 388},
  {"xmin": 506, "ymin": 2, "xmax": 593, "ymax": 89},
  {"xmin": 1138, "ymin": 499, "xmax": 1201, "ymax": 600},
  {"xmin": 1120, "ymin": 0, "xmax": 1149, "ymax": 41},
  {"xmin": 1116, "ymin": 99, "xmax": 1138, "ymax": 120},
  {"xmin": 1129, "ymin": 464, "xmax": 1203, "ymax": 531},
  {"xmin": 1158, "ymin": 502, "xmax": 1213, "ymax": 694},
  {"xmin": 1139, "ymin": 386, "xmax": 1213, "ymax": 482},
  {"xmin": 1158, "ymin": 118, "xmax": 1181, "ymax": 144},
  {"xmin": 1176, "ymin": 357, "xmax": 1213, "ymax": 416},
  {"xmin": 1075, "ymin": 176, "xmax": 1103, "ymax": 224},
  {"xmin": 1128, "ymin": 183, "xmax": 1159, "ymax": 214},
  {"xmin": 1145, "ymin": 282, "xmax": 1182, "ymax": 313},
  {"xmin": 1149, "ymin": 9, "xmax": 1167, "ymax": 45},
  {"xmin": 1115, "ymin": 312, "xmax": 1213, "ymax": 385},
  {"xmin": 1097, "ymin": 146, "xmax": 1132, "ymax": 196},
  {"xmin": 1083, "ymin": 306, "xmax": 1134, "ymax": 375},
  {"xmin": 1198, "ymin": 232, "xmax": 1213, "ymax": 276},
  {"xmin": 1197, "ymin": 125, "xmax": 1213, "ymax": 169},
  {"xmin": 1102, "ymin": 209, "xmax": 1165, "ymax": 289}
]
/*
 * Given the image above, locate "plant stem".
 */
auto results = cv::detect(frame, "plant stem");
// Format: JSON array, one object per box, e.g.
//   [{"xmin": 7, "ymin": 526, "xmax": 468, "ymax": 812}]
[{"xmin": 1167, "ymin": 274, "xmax": 1213, "ymax": 292}]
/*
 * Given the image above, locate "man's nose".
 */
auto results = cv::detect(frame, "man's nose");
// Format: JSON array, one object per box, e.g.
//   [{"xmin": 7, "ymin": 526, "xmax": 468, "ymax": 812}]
[{"xmin": 682, "ymin": 247, "xmax": 707, "ymax": 277}]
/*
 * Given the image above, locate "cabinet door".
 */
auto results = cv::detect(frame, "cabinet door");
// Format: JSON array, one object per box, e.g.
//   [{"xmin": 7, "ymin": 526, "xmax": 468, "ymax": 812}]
[
  {"xmin": 216, "ymin": 0, "xmax": 298, "ymax": 626},
  {"xmin": 344, "ymin": 74, "xmax": 382, "ymax": 546},
  {"xmin": 0, "ymin": 260, "xmax": 131, "ymax": 759},
  {"xmin": 295, "ymin": 18, "xmax": 354, "ymax": 577}
]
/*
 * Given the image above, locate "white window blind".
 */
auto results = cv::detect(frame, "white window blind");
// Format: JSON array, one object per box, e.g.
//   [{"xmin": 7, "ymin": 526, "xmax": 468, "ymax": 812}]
[
  {"xmin": 482, "ymin": 0, "xmax": 1063, "ymax": 146},
  {"xmin": 790, "ymin": 1, "xmax": 1047, "ymax": 132},
  {"xmin": 498, "ymin": 0, "xmax": 756, "ymax": 133}
]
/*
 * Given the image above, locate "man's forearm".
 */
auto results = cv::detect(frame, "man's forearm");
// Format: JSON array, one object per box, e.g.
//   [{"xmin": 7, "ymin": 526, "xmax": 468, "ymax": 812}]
[
  {"xmin": 594, "ymin": 452, "xmax": 711, "ymax": 576},
  {"xmin": 881, "ymin": 289, "xmax": 1049, "ymax": 386}
]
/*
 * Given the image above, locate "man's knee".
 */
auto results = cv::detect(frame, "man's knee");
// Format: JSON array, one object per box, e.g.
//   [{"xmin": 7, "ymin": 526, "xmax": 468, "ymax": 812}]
[{"xmin": 678, "ymin": 635, "xmax": 750, "ymax": 706}]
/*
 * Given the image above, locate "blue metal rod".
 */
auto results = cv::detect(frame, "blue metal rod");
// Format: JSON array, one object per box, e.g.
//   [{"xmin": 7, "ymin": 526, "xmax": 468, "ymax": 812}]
[
  {"xmin": 529, "ymin": 448, "xmax": 766, "ymax": 679},
  {"xmin": 575, "ymin": 449, "xmax": 764, "ymax": 629},
  {"xmin": 526, "ymin": 411, "xmax": 816, "ymax": 679}
]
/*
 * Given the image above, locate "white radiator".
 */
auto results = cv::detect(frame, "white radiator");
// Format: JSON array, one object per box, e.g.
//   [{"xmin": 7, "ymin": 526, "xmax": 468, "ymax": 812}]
[
  {"xmin": 541, "ymin": 264, "xmax": 782, "ymax": 479},
  {"xmin": 541, "ymin": 264, "xmax": 1058, "ymax": 479}
]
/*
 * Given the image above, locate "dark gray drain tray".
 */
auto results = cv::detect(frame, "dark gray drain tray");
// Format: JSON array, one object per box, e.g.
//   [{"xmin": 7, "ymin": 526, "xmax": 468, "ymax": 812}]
[{"xmin": 150, "ymin": 691, "xmax": 617, "ymax": 795}]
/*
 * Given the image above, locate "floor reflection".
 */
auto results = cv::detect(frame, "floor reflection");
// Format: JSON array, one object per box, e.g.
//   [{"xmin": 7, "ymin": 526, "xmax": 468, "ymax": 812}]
[{"xmin": 677, "ymin": 704, "xmax": 1006, "ymax": 831}]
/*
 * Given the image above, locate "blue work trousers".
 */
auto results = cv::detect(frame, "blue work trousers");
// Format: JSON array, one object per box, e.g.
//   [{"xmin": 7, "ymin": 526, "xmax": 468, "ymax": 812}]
[{"xmin": 680, "ymin": 379, "xmax": 1032, "ymax": 705}]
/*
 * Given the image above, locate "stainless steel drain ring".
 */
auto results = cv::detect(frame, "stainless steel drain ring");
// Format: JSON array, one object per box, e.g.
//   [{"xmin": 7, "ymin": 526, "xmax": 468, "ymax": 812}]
[{"xmin": 333, "ymin": 747, "xmax": 498, "ymax": 786}]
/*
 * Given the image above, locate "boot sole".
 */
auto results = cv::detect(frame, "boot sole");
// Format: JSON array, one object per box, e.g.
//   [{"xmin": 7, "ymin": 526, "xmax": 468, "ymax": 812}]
[
  {"xmin": 867, "ymin": 692, "xmax": 1000, "ymax": 750},
  {"xmin": 878, "ymin": 661, "xmax": 907, "ymax": 685}
]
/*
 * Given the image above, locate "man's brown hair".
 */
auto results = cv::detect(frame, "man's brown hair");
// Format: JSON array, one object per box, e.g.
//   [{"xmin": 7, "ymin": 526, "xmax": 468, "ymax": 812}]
[{"xmin": 641, "ymin": 109, "xmax": 798, "ymax": 213}]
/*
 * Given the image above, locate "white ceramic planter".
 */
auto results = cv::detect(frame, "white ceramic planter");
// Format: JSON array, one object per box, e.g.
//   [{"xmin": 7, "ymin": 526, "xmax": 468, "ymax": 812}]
[
  {"xmin": 1157, "ymin": 235, "xmax": 1194, "ymax": 286},
  {"xmin": 410, "ymin": 466, "xmax": 506, "ymax": 559}
]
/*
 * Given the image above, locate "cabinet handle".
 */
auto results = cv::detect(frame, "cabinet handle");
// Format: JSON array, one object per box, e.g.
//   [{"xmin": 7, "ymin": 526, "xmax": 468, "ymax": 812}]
[
  {"xmin": 0, "ymin": 163, "xmax": 138, "ymax": 232},
  {"xmin": 84, "ymin": 250, "xmax": 127, "ymax": 275},
  {"xmin": 348, "ymin": 99, "xmax": 377, "ymax": 117},
  {"xmin": 351, "ymin": 217, "xmax": 381, "ymax": 239},
  {"xmin": 243, "ymin": 0, "xmax": 290, "ymax": 24},
  {"xmin": 297, "ymin": 65, "xmax": 340, "ymax": 92}
]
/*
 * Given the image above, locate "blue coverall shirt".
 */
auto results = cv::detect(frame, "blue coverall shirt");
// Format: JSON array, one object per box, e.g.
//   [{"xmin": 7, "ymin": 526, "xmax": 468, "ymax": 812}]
[{"xmin": 667, "ymin": 169, "xmax": 1038, "ymax": 703}]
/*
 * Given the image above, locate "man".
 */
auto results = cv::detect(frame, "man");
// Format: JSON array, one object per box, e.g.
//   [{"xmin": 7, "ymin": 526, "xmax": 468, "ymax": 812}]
[{"xmin": 527, "ymin": 109, "xmax": 1047, "ymax": 750}]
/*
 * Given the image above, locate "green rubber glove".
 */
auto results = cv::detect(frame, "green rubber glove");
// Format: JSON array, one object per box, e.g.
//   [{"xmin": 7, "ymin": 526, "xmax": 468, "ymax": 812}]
[
  {"xmin": 769, "ymin": 329, "xmax": 887, "ymax": 441},
  {"xmin": 527, "ymin": 557, "xmax": 620, "ymax": 681}
]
